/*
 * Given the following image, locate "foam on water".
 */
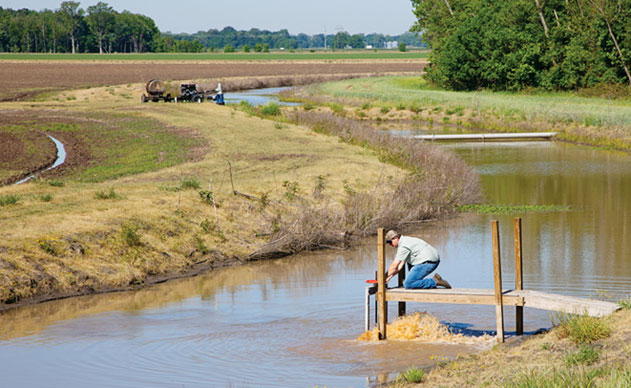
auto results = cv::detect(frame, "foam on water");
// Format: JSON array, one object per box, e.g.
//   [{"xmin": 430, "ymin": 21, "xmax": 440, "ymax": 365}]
[{"xmin": 358, "ymin": 312, "xmax": 494, "ymax": 345}]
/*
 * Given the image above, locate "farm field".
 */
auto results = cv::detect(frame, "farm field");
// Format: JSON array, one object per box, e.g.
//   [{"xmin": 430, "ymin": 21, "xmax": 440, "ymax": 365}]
[
  {"xmin": 0, "ymin": 59, "xmax": 426, "ymax": 101},
  {"xmin": 1, "ymin": 58, "xmax": 474, "ymax": 309}
]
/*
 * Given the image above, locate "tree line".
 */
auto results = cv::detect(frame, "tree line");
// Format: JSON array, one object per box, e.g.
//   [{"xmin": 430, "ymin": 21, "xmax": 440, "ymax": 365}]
[
  {"xmin": 412, "ymin": 0, "xmax": 631, "ymax": 91},
  {"xmin": 0, "ymin": 2, "xmax": 425, "ymax": 54},
  {"xmin": 167, "ymin": 28, "xmax": 426, "ymax": 51},
  {"xmin": 0, "ymin": 2, "xmax": 160, "ymax": 54}
]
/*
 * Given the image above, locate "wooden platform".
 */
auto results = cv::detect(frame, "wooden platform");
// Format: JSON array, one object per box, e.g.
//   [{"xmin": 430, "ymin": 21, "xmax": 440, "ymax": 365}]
[
  {"xmin": 385, "ymin": 287, "xmax": 621, "ymax": 317},
  {"xmin": 370, "ymin": 220, "xmax": 622, "ymax": 343},
  {"xmin": 415, "ymin": 132, "xmax": 557, "ymax": 141}
]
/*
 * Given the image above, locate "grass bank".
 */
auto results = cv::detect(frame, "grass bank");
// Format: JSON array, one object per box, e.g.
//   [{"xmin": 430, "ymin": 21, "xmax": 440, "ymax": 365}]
[
  {"xmin": 285, "ymin": 76, "xmax": 631, "ymax": 152},
  {"xmin": 0, "ymin": 77, "xmax": 478, "ymax": 309},
  {"xmin": 393, "ymin": 307, "xmax": 631, "ymax": 387}
]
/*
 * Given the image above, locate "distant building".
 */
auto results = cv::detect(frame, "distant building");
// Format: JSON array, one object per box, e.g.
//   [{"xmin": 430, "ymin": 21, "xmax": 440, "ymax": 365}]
[
  {"xmin": 384, "ymin": 41, "xmax": 398, "ymax": 49},
  {"xmin": 365, "ymin": 45, "xmax": 373, "ymax": 49}
]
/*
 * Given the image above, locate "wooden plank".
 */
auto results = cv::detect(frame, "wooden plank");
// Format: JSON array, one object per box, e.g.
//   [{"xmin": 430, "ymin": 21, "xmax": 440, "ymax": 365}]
[
  {"xmin": 386, "ymin": 289, "xmax": 524, "ymax": 306},
  {"xmin": 415, "ymin": 132, "xmax": 557, "ymax": 141},
  {"xmin": 377, "ymin": 228, "xmax": 387, "ymax": 340},
  {"xmin": 516, "ymin": 290, "xmax": 621, "ymax": 317},
  {"xmin": 514, "ymin": 217, "xmax": 524, "ymax": 336},
  {"xmin": 398, "ymin": 264, "xmax": 406, "ymax": 317},
  {"xmin": 492, "ymin": 220, "xmax": 505, "ymax": 343}
]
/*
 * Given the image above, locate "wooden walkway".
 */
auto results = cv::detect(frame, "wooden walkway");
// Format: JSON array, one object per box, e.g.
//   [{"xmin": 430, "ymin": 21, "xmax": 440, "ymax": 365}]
[
  {"xmin": 369, "ymin": 219, "xmax": 622, "ymax": 343},
  {"xmin": 415, "ymin": 132, "xmax": 557, "ymax": 141},
  {"xmin": 386, "ymin": 288, "xmax": 620, "ymax": 317}
]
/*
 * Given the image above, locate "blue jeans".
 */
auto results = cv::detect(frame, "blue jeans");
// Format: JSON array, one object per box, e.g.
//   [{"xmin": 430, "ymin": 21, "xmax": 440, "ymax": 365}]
[{"xmin": 403, "ymin": 262, "xmax": 438, "ymax": 289}]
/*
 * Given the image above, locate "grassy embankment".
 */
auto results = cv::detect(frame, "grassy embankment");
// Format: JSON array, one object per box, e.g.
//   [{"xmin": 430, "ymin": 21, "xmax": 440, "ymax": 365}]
[
  {"xmin": 392, "ymin": 306, "xmax": 631, "ymax": 387},
  {"xmin": 286, "ymin": 76, "xmax": 631, "ymax": 152},
  {"xmin": 0, "ymin": 50, "xmax": 428, "ymax": 61},
  {"xmin": 0, "ymin": 75, "xmax": 477, "ymax": 308}
]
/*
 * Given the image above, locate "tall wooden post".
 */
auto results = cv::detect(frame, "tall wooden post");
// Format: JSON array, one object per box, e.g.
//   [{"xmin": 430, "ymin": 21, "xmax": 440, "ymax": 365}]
[
  {"xmin": 492, "ymin": 220, "xmax": 505, "ymax": 343},
  {"xmin": 513, "ymin": 217, "xmax": 524, "ymax": 336},
  {"xmin": 398, "ymin": 264, "xmax": 406, "ymax": 317},
  {"xmin": 377, "ymin": 228, "xmax": 387, "ymax": 340}
]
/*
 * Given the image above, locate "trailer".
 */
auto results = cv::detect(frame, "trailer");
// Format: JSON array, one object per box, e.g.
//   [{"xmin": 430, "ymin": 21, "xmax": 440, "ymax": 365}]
[{"xmin": 140, "ymin": 79, "xmax": 172, "ymax": 103}]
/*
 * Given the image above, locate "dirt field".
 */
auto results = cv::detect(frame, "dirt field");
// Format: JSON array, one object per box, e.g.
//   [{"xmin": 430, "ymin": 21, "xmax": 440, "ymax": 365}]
[{"xmin": 0, "ymin": 60, "xmax": 426, "ymax": 100}]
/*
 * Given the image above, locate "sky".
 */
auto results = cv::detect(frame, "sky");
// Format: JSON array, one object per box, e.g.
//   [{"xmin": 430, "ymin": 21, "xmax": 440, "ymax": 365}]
[{"xmin": 8, "ymin": 1, "xmax": 417, "ymax": 35}]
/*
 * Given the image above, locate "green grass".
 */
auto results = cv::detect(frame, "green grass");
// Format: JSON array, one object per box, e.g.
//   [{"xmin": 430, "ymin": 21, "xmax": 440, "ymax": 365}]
[
  {"xmin": 396, "ymin": 366, "xmax": 426, "ymax": 383},
  {"xmin": 181, "ymin": 178, "xmax": 201, "ymax": 190},
  {"xmin": 0, "ymin": 194, "xmax": 20, "ymax": 206},
  {"xmin": 565, "ymin": 344, "xmax": 600, "ymax": 366},
  {"xmin": 94, "ymin": 188, "xmax": 123, "ymax": 200},
  {"xmin": 554, "ymin": 314, "xmax": 611, "ymax": 344},
  {"xmin": 619, "ymin": 298, "xmax": 631, "ymax": 310},
  {"xmin": 505, "ymin": 366, "xmax": 619, "ymax": 388},
  {"xmin": 0, "ymin": 51, "xmax": 428, "ymax": 61},
  {"xmin": 311, "ymin": 76, "xmax": 631, "ymax": 130},
  {"xmin": 458, "ymin": 204, "xmax": 571, "ymax": 214},
  {"xmin": 28, "ymin": 113, "xmax": 204, "ymax": 183}
]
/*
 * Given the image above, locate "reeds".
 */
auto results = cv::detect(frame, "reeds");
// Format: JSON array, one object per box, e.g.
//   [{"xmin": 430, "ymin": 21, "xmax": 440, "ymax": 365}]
[{"xmin": 255, "ymin": 110, "xmax": 481, "ymax": 256}]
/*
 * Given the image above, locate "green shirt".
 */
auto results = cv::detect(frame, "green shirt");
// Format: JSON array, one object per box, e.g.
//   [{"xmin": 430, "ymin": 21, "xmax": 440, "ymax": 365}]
[{"xmin": 394, "ymin": 236, "xmax": 440, "ymax": 266}]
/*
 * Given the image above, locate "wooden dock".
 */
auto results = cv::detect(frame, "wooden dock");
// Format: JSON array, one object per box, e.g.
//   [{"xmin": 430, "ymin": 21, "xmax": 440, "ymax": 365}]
[
  {"xmin": 368, "ymin": 219, "xmax": 621, "ymax": 342},
  {"xmin": 415, "ymin": 132, "xmax": 557, "ymax": 141}
]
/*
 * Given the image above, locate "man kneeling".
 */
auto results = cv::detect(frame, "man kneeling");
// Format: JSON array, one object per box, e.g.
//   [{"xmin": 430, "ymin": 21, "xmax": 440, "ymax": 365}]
[{"xmin": 384, "ymin": 230, "xmax": 451, "ymax": 289}]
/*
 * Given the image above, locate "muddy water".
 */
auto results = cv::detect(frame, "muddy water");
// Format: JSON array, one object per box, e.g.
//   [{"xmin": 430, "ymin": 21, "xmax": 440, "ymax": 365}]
[{"xmin": 2, "ymin": 118, "xmax": 631, "ymax": 387}]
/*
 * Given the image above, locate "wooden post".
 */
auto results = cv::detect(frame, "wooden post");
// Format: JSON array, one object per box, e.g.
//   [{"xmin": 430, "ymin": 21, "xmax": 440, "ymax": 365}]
[
  {"xmin": 398, "ymin": 264, "xmax": 406, "ymax": 317},
  {"xmin": 492, "ymin": 220, "xmax": 505, "ymax": 343},
  {"xmin": 377, "ymin": 228, "xmax": 387, "ymax": 340},
  {"xmin": 513, "ymin": 217, "xmax": 524, "ymax": 336},
  {"xmin": 365, "ymin": 286, "xmax": 371, "ymax": 331}
]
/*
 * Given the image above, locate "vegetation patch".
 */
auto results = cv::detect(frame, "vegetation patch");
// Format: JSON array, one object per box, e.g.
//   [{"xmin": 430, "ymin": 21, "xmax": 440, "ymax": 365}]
[
  {"xmin": 554, "ymin": 314, "xmax": 612, "ymax": 344},
  {"xmin": 396, "ymin": 366, "xmax": 426, "ymax": 384},
  {"xmin": 457, "ymin": 204, "xmax": 571, "ymax": 214},
  {"xmin": 0, "ymin": 194, "xmax": 20, "ymax": 206}
]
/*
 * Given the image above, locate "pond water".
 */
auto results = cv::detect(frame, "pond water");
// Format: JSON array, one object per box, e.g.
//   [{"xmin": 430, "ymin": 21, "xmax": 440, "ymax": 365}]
[
  {"xmin": 2, "ymin": 92, "xmax": 631, "ymax": 387},
  {"xmin": 224, "ymin": 87, "xmax": 300, "ymax": 106}
]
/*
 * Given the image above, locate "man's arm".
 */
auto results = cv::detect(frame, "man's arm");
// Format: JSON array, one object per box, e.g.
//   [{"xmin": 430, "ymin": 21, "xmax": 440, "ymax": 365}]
[{"xmin": 385, "ymin": 260, "xmax": 405, "ymax": 282}]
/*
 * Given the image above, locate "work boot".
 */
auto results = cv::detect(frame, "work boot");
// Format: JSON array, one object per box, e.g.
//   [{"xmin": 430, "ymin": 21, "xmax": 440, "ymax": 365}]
[{"xmin": 433, "ymin": 273, "xmax": 452, "ymax": 289}]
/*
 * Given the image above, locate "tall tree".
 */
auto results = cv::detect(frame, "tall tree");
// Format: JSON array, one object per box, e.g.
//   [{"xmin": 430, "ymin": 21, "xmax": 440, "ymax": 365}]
[
  {"xmin": 587, "ymin": 0, "xmax": 631, "ymax": 86},
  {"xmin": 59, "ymin": 1, "xmax": 83, "ymax": 54},
  {"xmin": 86, "ymin": 2, "xmax": 114, "ymax": 54}
]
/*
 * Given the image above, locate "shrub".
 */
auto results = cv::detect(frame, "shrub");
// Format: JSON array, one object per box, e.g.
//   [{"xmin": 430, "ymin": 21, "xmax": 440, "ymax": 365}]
[
  {"xmin": 282, "ymin": 180, "xmax": 299, "ymax": 200},
  {"xmin": 120, "ymin": 223, "xmax": 142, "ymax": 247},
  {"xmin": 223, "ymin": 44, "xmax": 235, "ymax": 53},
  {"xmin": 380, "ymin": 106, "xmax": 390, "ymax": 114},
  {"xmin": 555, "ymin": 314, "xmax": 611, "ymax": 344},
  {"xmin": 198, "ymin": 190, "xmax": 214, "ymax": 205},
  {"xmin": 254, "ymin": 43, "xmax": 262, "ymax": 53},
  {"xmin": 243, "ymin": 44, "xmax": 250, "ymax": 53},
  {"xmin": 37, "ymin": 236, "xmax": 62, "ymax": 256},
  {"xmin": 263, "ymin": 43, "xmax": 269, "ymax": 53},
  {"xmin": 261, "ymin": 102, "xmax": 281, "ymax": 116},
  {"xmin": 398, "ymin": 42, "xmax": 407, "ymax": 52},
  {"xmin": 396, "ymin": 366, "xmax": 425, "ymax": 383}
]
